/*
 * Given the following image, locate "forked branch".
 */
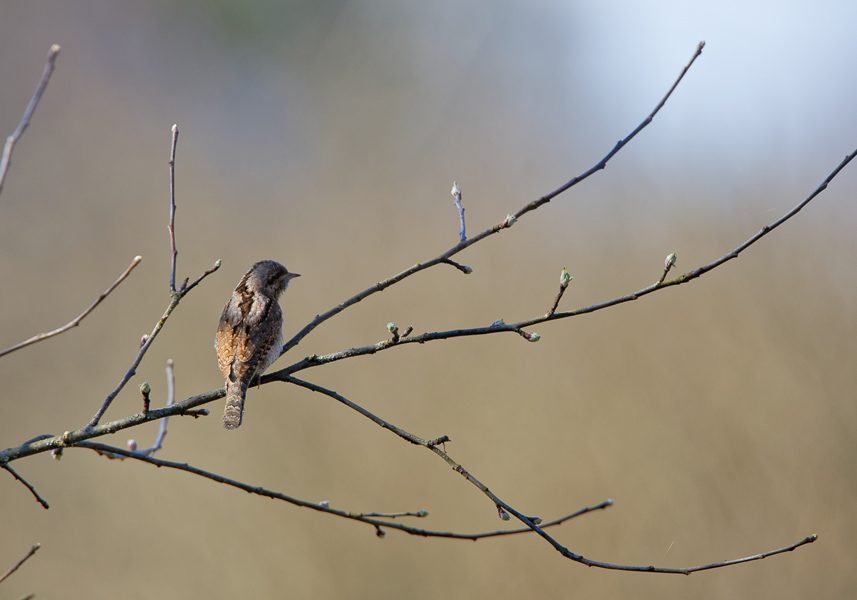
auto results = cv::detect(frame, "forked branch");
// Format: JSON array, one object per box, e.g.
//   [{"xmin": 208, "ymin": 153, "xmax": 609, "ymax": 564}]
[{"xmin": 279, "ymin": 41, "xmax": 707, "ymax": 358}]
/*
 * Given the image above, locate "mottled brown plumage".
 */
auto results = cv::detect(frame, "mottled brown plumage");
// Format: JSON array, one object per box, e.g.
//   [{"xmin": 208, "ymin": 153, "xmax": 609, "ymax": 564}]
[{"xmin": 216, "ymin": 260, "xmax": 299, "ymax": 430}]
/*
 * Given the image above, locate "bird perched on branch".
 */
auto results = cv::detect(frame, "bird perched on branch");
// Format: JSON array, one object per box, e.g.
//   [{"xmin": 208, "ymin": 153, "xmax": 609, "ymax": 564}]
[{"xmin": 216, "ymin": 260, "xmax": 300, "ymax": 430}]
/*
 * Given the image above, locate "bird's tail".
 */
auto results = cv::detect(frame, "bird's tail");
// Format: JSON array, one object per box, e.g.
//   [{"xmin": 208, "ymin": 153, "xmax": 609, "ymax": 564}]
[{"xmin": 223, "ymin": 378, "xmax": 248, "ymax": 430}]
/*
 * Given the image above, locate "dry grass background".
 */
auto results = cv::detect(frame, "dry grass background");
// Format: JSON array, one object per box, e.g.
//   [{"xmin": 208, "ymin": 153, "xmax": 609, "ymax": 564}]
[{"xmin": 1, "ymin": 1, "xmax": 856, "ymax": 599}]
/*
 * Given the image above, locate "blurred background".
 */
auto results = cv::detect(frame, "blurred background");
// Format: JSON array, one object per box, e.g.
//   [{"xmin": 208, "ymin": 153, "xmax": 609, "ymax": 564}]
[{"xmin": 1, "ymin": 1, "xmax": 856, "ymax": 598}]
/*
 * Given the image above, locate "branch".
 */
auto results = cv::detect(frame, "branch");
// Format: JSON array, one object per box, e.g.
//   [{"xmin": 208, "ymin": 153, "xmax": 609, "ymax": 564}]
[
  {"xmin": 266, "ymin": 145, "xmax": 857, "ymax": 377},
  {"xmin": 72, "ymin": 441, "xmax": 599, "ymax": 540},
  {"xmin": 0, "ymin": 543, "xmax": 40, "ymax": 584},
  {"xmin": 451, "ymin": 181, "xmax": 466, "ymax": 242},
  {"xmin": 0, "ymin": 256, "xmax": 142, "ymax": 358},
  {"xmin": 4, "ymin": 144, "xmax": 853, "ymax": 463},
  {"xmin": 125, "ymin": 359, "xmax": 182, "ymax": 458},
  {"xmin": 0, "ymin": 44, "xmax": 61, "ymax": 198},
  {"xmin": 9, "ymin": 130, "xmax": 847, "ymax": 456},
  {"xmin": 1, "ymin": 463, "xmax": 49, "ymax": 509},
  {"xmin": 284, "ymin": 376, "xmax": 816, "ymax": 573},
  {"xmin": 279, "ymin": 42, "xmax": 706, "ymax": 358},
  {"xmin": 168, "ymin": 125, "xmax": 179, "ymax": 294},
  {"xmin": 490, "ymin": 493, "xmax": 816, "ymax": 574},
  {"xmin": 516, "ymin": 41, "xmax": 706, "ymax": 221}
]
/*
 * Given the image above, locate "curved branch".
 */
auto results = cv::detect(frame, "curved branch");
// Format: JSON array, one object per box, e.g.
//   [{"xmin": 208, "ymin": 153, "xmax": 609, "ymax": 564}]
[
  {"xmin": 1, "ymin": 463, "xmax": 49, "ymax": 509},
  {"xmin": 0, "ymin": 256, "xmax": 142, "ymax": 358},
  {"xmin": 72, "ymin": 441, "xmax": 602, "ymax": 541},
  {"xmin": 283, "ymin": 376, "xmax": 816, "ymax": 573},
  {"xmin": 492, "ymin": 494, "xmax": 816, "ymax": 574}
]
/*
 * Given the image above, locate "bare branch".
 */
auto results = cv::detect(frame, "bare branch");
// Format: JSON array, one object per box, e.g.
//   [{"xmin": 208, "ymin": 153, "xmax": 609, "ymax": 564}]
[
  {"xmin": 463, "ymin": 500, "xmax": 614, "ymax": 540},
  {"xmin": 0, "ymin": 40, "xmax": 838, "ymax": 579},
  {"xmin": 279, "ymin": 42, "xmax": 707, "ymax": 359},
  {"xmin": 515, "ymin": 41, "xmax": 705, "ymax": 221},
  {"xmin": 440, "ymin": 258, "xmax": 472, "ymax": 274},
  {"xmin": 451, "ymin": 181, "xmax": 466, "ymax": 242},
  {"xmin": 168, "ymin": 125, "xmax": 179, "ymax": 294},
  {"xmin": 71, "ymin": 440, "xmax": 603, "ymax": 541},
  {"xmin": 651, "ymin": 148, "xmax": 857, "ymax": 288},
  {"xmin": 0, "ymin": 256, "xmax": 142, "ymax": 358},
  {"xmin": 4, "ymin": 141, "xmax": 852, "ymax": 461},
  {"xmin": 0, "ymin": 383, "xmax": 222, "ymax": 465},
  {"xmin": 183, "ymin": 259, "xmax": 221, "ymax": 294},
  {"xmin": 267, "ymin": 145, "xmax": 857, "ymax": 377},
  {"xmin": 0, "ymin": 543, "xmax": 40, "ymax": 584},
  {"xmin": 138, "ymin": 359, "xmax": 177, "ymax": 456},
  {"xmin": 1, "ymin": 463, "xmax": 49, "ymax": 509},
  {"xmin": 283, "ymin": 376, "xmax": 815, "ymax": 573},
  {"xmin": 490, "ymin": 493, "xmax": 816, "ymax": 574},
  {"xmin": 359, "ymin": 510, "xmax": 429, "ymax": 519},
  {"xmin": 115, "ymin": 360, "xmax": 181, "ymax": 459},
  {"xmin": 287, "ymin": 376, "xmax": 431, "ymax": 446},
  {"xmin": 0, "ymin": 44, "xmax": 61, "ymax": 198}
]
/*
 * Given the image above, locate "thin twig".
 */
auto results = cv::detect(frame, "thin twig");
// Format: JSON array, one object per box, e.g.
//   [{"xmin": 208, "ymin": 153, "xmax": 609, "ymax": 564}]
[
  {"xmin": 657, "ymin": 253, "xmax": 677, "ymax": 284},
  {"xmin": 279, "ymin": 42, "xmax": 706, "ymax": 359},
  {"xmin": 137, "ymin": 360, "xmax": 176, "ymax": 456},
  {"xmin": 287, "ymin": 376, "xmax": 428, "ymax": 445},
  {"xmin": 183, "ymin": 260, "xmax": 221, "ymax": 295},
  {"xmin": 168, "ymin": 125, "xmax": 179, "ymax": 294},
  {"xmin": 0, "ymin": 543, "xmax": 40, "ymax": 584},
  {"xmin": 451, "ymin": 181, "xmax": 466, "ymax": 242},
  {"xmin": 489, "ymin": 489, "xmax": 816, "ymax": 573},
  {"xmin": 360, "ymin": 510, "xmax": 428, "ymax": 519},
  {"xmin": 547, "ymin": 267, "xmax": 572, "ymax": 317},
  {"xmin": 0, "ymin": 256, "xmax": 142, "ymax": 358},
  {"xmin": 546, "ymin": 287, "xmax": 567, "ymax": 317},
  {"xmin": 1, "ymin": 463, "xmax": 49, "ymax": 509},
  {"xmin": 0, "ymin": 44, "xmax": 61, "ymax": 198},
  {"xmin": 465, "ymin": 500, "xmax": 614, "ymax": 540},
  {"xmin": 440, "ymin": 258, "xmax": 472, "ymax": 274},
  {"xmin": 151, "ymin": 360, "xmax": 175, "ymax": 453},
  {"xmin": 516, "ymin": 41, "xmax": 706, "ymax": 221}
]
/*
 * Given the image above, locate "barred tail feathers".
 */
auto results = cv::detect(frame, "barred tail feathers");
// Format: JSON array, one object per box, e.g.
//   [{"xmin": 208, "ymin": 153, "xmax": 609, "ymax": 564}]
[{"xmin": 222, "ymin": 378, "xmax": 249, "ymax": 430}]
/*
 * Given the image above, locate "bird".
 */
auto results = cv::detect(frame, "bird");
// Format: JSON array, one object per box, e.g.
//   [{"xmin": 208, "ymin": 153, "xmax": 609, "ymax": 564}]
[{"xmin": 215, "ymin": 260, "xmax": 300, "ymax": 430}]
